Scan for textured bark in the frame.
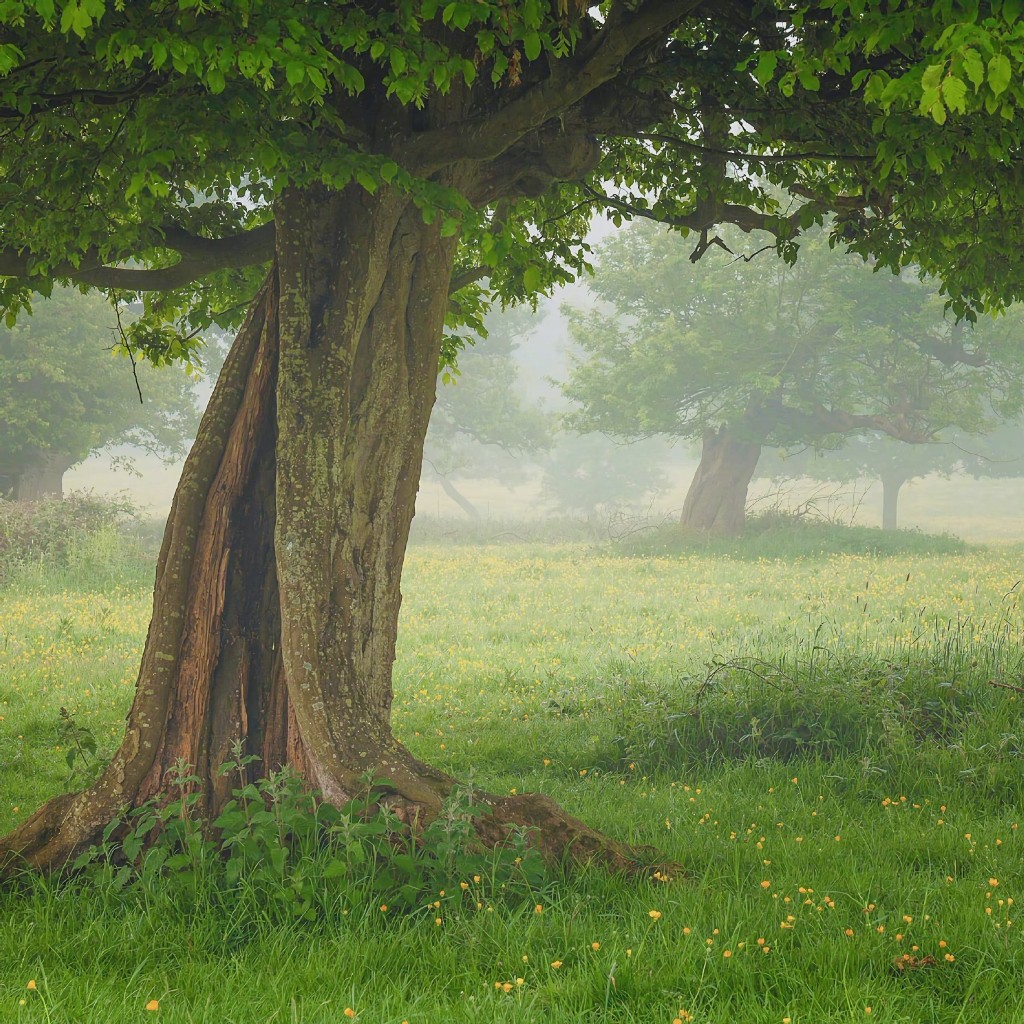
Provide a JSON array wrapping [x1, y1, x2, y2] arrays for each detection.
[[1, 183, 669, 880], [880, 470, 907, 531], [680, 425, 762, 536], [0, 277, 285, 872]]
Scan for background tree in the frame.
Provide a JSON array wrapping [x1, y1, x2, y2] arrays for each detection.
[[7, 1, 1024, 874], [0, 289, 203, 500], [540, 432, 668, 520], [769, 420, 1024, 530], [423, 307, 549, 519], [561, 223, 1024, 535]]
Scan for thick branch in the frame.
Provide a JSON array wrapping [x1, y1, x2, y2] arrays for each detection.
[[0, 222, 275, 291], [804, 404, 935, 443], [449, 265, 488, 293], [395, 0, 703, 173], [911, 323, 989, 367], [0, 76, 161, 120]]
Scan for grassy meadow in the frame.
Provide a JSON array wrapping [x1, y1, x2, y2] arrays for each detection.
[[2, 527, 1024, 1023]]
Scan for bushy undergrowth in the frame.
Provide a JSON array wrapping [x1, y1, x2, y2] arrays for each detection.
[[616, 510, 969, 559], [550, 617, 1024, 798], [0, 492, 156, 588], [54, 749, 546, 947]]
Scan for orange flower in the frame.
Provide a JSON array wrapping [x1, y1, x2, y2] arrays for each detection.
[[648, 910, 662, 920], [591, 942, 601, 951], [550, 961, 563, 969], [26, 980, 37, 992], [145, 1000, 159, 1011], [344, 1010, 356, 1020]]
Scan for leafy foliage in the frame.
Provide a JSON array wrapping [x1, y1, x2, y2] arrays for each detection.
[[540, 432, 669, 518], [69, 750, 546, 936], [7, 1, 1024, 361], [0, 491, 138, 581]]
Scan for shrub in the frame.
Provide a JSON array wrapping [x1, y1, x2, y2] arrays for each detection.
[[0, 491, 152, 586], [615, 511, 968, 560]]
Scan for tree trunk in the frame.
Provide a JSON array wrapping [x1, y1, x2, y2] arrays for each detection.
[[1, 183, 665, 879], [680, 425, 762, 536], [2, 451, 73, 500], [438, 475, 482, 519], [880, 470, 906, 531]]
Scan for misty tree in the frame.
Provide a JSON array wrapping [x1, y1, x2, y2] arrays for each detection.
[[561, 223, 1024, 535], [423, 307, 549, 519], [540, 432, 668, 519], [771, 420, 1024, 530], [0, 288, 202, 500], [6, 2, 1024, 874]]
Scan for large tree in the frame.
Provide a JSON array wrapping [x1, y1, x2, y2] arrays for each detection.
[[561, 223, 1024, 534], [0, 288, 202, 500], [5, 1, 1024, 874]]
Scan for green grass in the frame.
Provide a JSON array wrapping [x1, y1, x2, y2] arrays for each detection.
[[2, 535, 1024, 1023]]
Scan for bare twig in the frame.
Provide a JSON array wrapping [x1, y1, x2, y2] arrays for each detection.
[[112, 299, 143, 404]]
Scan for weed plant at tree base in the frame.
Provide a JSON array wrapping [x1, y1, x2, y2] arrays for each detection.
[[58, 749, 545, 944]]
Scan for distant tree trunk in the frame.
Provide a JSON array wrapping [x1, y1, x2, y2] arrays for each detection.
[[680, 425, 762, 536], [1, 451, 74, 500], [438, 475, 481, 518], [1, 183, 662, 879], [879, 469, 907, 531]]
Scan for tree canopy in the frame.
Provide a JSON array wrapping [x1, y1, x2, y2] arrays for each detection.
[[562, 222, 1024, 452], [770, 419, 1024, 528], [6, 2, 1024, 338]]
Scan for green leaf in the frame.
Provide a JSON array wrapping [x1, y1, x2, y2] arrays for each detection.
[[356, 169, 378, 194], [206, 66, 225, 94], [941, 74, 967, 113], [523, 32, 541, 62], [961, 47, 985, 89], [988, 53, 1011, 96], [523, 264, 542, 293], [798, 65, 820, 92], [754, 50, 778, 86]]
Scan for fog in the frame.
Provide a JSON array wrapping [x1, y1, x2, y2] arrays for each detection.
[[55, 227, 1024, 545]]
